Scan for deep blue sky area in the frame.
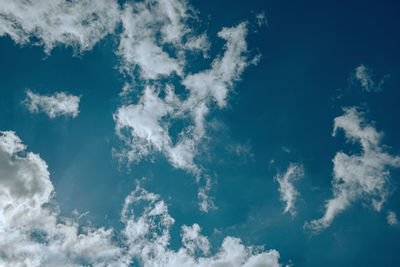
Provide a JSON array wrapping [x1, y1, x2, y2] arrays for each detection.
[[0, 0, 400, 266]]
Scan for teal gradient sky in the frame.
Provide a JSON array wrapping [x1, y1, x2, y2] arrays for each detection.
[[0, 0, 400, 266]]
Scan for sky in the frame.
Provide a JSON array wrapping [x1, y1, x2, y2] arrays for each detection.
[[0, 0, 400, 266]]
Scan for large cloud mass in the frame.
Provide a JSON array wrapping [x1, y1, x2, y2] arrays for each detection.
[[0, 1, 279, 265], [0, 131, 282, 266]]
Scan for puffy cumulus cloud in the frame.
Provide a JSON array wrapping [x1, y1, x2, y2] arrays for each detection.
[[387, 210, 398, 226], [24, 90, 81, 118], [306, 107, 400, 232], [275, 163, 304, 216], [0, 131, 282, 266], [354, 64, 388, 93], [0, 131, 122, 266], [0, 0, 121, 54]]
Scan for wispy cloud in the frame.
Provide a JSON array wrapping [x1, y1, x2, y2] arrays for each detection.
[[24, 90, 81, 118], [354, 64, 389, 92], [255, 11, 268, 27], [306, 107, 400, 232], [387, 210, 399, 226], [333, 64, 390, 102], [275, 163, 304, 216]]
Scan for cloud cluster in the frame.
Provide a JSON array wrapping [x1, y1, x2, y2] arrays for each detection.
[[0, 0, 260, 213], [0, 0, 120, 54], [24, 90, 81, 118], [114, 9, 250, 170], [275, 163, 304, 216], [307, 107, 400, 232], [113, 0, 257, 211], [0, 2, 277, 263], [0, 131, 282, 266]]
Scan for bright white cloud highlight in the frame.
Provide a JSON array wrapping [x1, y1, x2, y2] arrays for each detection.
[[0, 0, 121, 54], [24, 90, 81, 118], [306, 107, 400, 232], [0, 131, 282, 266], [387, 210, 398, 226], [275, 163, 304, 216]]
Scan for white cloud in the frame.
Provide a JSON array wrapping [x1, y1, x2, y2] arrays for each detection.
[[387, 210, 398, 226], [197, 176, 216, 213], [0, 0, 121, 54], [275, 163, 304, 216], [182, 22, 249, 108], [117, 0, 209, 80], [0, 131, 282, 266], [354, 64, 388, 92], [114, 85, 175, 161], [181, 224, 211, 256], [24, 90, 81, 118], [306, 107, 400, 232]]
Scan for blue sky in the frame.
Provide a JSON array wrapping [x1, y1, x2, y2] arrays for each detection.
[[0, 0, 400, 266]]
